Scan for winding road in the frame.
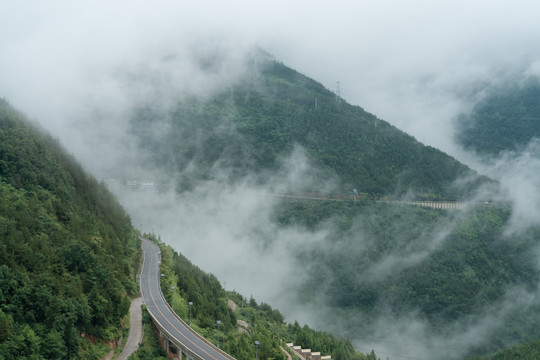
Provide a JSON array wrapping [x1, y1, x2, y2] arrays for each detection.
[[140, 237, 235, 360]]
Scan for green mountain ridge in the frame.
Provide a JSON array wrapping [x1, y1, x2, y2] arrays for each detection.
[[456, 77, 540, 156], [0, 99, 138, 359], [273, 198, 540, 355], [129, 52, 487, 200], [453, 74, 540, 359]]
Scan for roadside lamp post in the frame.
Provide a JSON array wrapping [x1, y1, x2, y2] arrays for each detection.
[[188, 302, 193, 327], [254, 340, 260, 360], [216, 320, 222, 348]]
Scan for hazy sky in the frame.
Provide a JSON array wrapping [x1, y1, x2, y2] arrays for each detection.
[[2, 0, 540, 157]]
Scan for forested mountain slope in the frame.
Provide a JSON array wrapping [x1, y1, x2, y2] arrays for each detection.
[[456, 77, 540, 155], [273, 199, 540, 357], [468, 338, 540, 360], [129, 51, 485, 200], [0, 99, 138, 359], [454, 76, 540, 359]]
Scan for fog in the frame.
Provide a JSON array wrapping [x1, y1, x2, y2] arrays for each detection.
[[3, 1, 540, 158], [3, 1, 540, 359]]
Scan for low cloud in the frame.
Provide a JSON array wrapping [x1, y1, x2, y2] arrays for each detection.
[[343, 281, 540, 360], [108, 154, 331, 308], [461, 138, 540, 235], [359, 226, 452, 284], [3, 2, 540, 358]]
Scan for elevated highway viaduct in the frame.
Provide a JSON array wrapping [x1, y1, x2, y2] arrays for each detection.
[[140, 237, 236, 360]]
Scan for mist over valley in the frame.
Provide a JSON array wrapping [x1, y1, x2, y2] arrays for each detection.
[[3, 2, 540, 359], [95, 49, 540, 360]]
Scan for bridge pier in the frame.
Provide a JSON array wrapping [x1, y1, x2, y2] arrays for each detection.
[[160, 331, 198, 360], [176, 346, 196, 360], [160, 331, 170, 354]]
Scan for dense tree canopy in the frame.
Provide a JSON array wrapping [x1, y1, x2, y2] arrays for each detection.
[[129, 53, 486, 200], [0, 99, 138, 359], [456, 77, 540, 155], [274, 199, 540, 357], [469, 339, 540, 360]]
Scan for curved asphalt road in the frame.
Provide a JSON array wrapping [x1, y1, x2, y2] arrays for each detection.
[[140, 237, 234, 360]]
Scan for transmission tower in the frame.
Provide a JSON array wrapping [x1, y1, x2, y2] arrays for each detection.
[[335, 82, 341, 101]]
